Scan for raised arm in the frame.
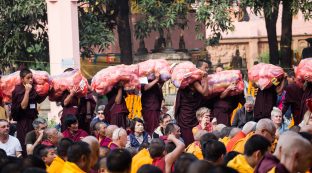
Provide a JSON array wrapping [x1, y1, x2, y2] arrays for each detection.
[[220, 83, 236, 99], [115, 87, 123, 104], [63, 87, 78, 106], [193, 77, 209, 97], [165, 134, 185, 172], [21, 84, 32, 109], [144, 74, 160, 91]]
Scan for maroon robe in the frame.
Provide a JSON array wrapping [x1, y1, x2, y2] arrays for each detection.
[[175, 87, 203, 146], [61, 91, 79, 131], [62, 129, 88, 142], [104, 87, 129, 129], [282, 84, 303, 125], [299, 82, 312, 122], [212, 94, 244, 126], [11, 84, 47, 155], [141, 83, 163, 134], [254, 153, 289, 173], [100, 137, 112, 147], [254, 86, 277, 122]]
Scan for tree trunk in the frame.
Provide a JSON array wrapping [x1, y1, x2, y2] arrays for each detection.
[[280, 0, 293, 68], [117, 0, 133, 65], [264, 1, 280, 65]]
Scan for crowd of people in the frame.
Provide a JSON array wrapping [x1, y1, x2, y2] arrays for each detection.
[[0, 60, 312, 173]]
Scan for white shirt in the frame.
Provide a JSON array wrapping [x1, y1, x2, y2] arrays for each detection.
[[0, 135, 22, 157]]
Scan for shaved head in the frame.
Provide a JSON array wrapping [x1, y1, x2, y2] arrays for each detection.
[[229, 128, 241, 138], [242, 121, 256, 134], [274, 131, 312, 173], [106, 125, 118, 138], [82, 136, 100, 168], [255, 119, 276, 142]]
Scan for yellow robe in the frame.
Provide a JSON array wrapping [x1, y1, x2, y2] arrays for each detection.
[[130, 148, 153, 173], [61, 161, 86, 173], [47, 156, 65, 173], [227, 154, 254, 173], [232, 132, 254, 153], [185, 142, 203, 160], [219, 136, 230, 146]]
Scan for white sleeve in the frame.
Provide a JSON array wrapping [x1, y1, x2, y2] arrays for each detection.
[[14, 137, 22, 152]]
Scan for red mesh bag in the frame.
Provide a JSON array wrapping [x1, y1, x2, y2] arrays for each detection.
[[248, 63, 284, 90], [171, 61, 205, 88], [91, 64, 140, 95], [49, 69, 88, 101], [138, 59, 171, 81], [207, 70, 244, 95], [295, 58, 312, 83]]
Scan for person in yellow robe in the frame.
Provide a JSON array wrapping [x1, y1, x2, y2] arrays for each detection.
[[228, 135, 271, 173], [185, 130, 208, 159], [48, 138, 74, 173], [130, 148, 153, 173], [61, 141, 91, 173], [232, 119, 276, 153]]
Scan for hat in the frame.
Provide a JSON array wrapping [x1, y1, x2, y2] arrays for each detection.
[[306, 98, 312, 112], [97, 105, 106, 112]]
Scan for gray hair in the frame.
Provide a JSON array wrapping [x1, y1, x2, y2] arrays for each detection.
[[97, 105, 106, 112], [271, 107, 282, 119], [112, 128, 127, 140], [245, 96, 255, 105], [32, 117, 47, 129]]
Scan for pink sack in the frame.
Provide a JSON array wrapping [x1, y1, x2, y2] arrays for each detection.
[[248, 63, 284, 90], [295, 58, 312, 82], [49, 69, 88, 101], [91, 65, 140, 95], [171, 61, 205, 88], [138, 59, 171, 81], [207, 70, 244, 95], [0, 70, 51, 103]]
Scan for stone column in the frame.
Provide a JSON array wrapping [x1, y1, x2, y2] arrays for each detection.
[[248, 39, 259, 68], [46, 0, 80, 123]]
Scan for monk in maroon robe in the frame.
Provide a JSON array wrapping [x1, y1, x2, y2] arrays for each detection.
[[104, 86, 129, 129], [60, 90, 79, 130], [175, 77, 209, 146], [299, 82, 312, 122], [254, 86, 277, 122], [213, 94, 244, 126], [11, 69, 47, 156], [282, 83, 303, 125], [62, 115, 88, 142], [141, 74, 164, 135]]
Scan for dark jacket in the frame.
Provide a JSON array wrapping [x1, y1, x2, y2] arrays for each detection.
[[231, 107, 254, 128]]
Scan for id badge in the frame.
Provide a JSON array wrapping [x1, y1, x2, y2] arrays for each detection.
[[30, 104, 36, 109]]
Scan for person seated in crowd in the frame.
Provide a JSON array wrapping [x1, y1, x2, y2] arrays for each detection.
[[152, 113, 172, 139], [109, 128, 127, 150], [299, 99, 312, 127], [126, 118, 151, 150], [33, 144, 56, 169], [25, 117, 47, 155], [0, 119, 22, 157], [101, 125, 118, 147], [94, 122, 108, 146], [47, 138, 74, 173], [41, 128, 62, 147], [185, 130, 208, 159], [99, 146, 110, 158], [192, 107, 213, 136], [219, 126, 233, 145], [82, 136, 100, 172], [187, 160, 214, 173], [255, 131, 312, 173], [271, 107, 289, 137], [163, 123, 183, 142], [232, 118, 276, 153], [62, 115, 88, 142], [226, 121, 256, 152], [106, 149, 132, 173], [201, 139, 226, 165], [61, 141, 92, 173], [224, 151, 240, 165], [227, 135, 271, 173], [90, 105, 109, 135], [137, 164, 162, 173], [173, 153, 198, 173], [150, 134, 185, 173], [232, 96, 255, 128], [98, 157, 108, 173]]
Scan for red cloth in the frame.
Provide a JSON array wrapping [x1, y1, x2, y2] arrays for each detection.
[[282, 84, 303, 125], [62, 129, 88, 142], [226, 131, 246, 152], [152, 157, 166, 173], [306, 98, 312, 112], [100, 137, 112, 147], [299, 83, 312, 122], [108, 142, 119, 150], [41, 140, 54, 147]]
